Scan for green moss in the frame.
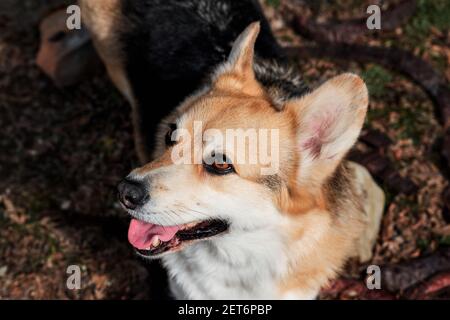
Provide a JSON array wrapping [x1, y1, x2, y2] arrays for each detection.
[[265, 0, 280, 8], [439, 235, 450, 246], [361, 65, 393, 98], [417, 238, 430, 250], [280, 34, 294, 43], [366, 106, 389, 124], [390, 105, 426, 145], [396, 196, 420, 215], [430, 52, 448, 72], [405, 0, 450, 47]]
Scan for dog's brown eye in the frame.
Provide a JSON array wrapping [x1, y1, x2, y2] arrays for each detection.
[[204, 154, 234, 175], [165, 123, 177, 146]]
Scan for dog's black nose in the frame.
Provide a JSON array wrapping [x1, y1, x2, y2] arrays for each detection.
[[118, 178, 148, 210]]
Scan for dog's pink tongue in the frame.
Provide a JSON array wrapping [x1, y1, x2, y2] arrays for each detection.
[[128, 219, 180, 250]]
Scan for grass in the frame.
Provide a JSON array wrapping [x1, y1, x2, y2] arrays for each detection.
[[390, 104, 428, 145], [417, 238, 430, 251], [397, 195, 420, 216], [363, 64, 433, 145], [405, 0, 450, 48], [363, 65, 393, 126], [265, 0, 280, 8], [439, 235, 450, 246], [361, 65, 393, 98]]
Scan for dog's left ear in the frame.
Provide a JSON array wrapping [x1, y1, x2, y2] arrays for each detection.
[[214, 22, 263, 96], [227, 21, 260, 76], [285, 73, 368, 187]]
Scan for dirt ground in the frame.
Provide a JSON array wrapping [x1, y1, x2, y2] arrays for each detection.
[[1, 0, 449, 299]]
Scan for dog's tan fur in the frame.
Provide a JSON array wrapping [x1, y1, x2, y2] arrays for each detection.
[[82, 5, 385, 298], [158, 24, 368, 297], [79, 0, 150, 163]]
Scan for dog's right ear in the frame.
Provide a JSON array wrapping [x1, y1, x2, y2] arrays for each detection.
[[284, 73, 369, 188], [213, 22, 264, 97]]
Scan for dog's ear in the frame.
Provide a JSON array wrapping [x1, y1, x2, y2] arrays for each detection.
[[227, 21, 260, 76], [213, 22, 263, 96], [284, 73, 368, 187]]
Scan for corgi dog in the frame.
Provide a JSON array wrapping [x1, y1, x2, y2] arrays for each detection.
[[80, 0, 384, 299]]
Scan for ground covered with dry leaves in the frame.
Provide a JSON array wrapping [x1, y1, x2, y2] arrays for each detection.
[[1, 0, 449, 299]]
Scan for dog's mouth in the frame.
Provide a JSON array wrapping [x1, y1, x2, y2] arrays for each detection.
[[128, 218, 229, 257]]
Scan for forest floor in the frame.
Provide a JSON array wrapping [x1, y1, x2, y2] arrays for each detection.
[[0, 0, 449, 299]]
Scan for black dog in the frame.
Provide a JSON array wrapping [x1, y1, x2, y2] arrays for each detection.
[[80, 0, 304, 163]]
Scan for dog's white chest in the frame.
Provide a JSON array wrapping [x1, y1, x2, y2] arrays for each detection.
[[162, 239, 283, 299]]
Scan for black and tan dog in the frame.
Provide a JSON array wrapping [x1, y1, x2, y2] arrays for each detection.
[[80, 0, 384, 299]]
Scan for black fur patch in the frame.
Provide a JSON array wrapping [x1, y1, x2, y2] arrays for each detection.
[[324, 163, 361, 217], [254, 59, 309, 107], [119, 0, 304, 157]]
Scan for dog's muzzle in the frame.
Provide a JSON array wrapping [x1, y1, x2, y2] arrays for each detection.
[[117, 178, 149, 210]]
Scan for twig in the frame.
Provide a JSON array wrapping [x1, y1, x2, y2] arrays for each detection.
[[294, 0, 417, 44]]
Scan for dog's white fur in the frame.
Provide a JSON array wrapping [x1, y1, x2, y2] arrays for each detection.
[[130, 164, 328, 299], [79, 0, 385, 298], [124, 23, 381, 300]]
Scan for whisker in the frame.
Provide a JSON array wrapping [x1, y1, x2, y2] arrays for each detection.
[[152, 204, 213, 228], [161, 210, 178, 226], [173, 204, 210, 217]]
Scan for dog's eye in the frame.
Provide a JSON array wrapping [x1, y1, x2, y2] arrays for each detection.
[[165, 123, 177, 146], [204, 153, 234, 175]]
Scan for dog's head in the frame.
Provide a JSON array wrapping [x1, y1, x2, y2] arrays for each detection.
[[118, 22, 369, 258]]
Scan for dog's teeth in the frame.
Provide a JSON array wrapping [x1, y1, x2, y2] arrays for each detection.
[[152, 236, 161, 247]]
